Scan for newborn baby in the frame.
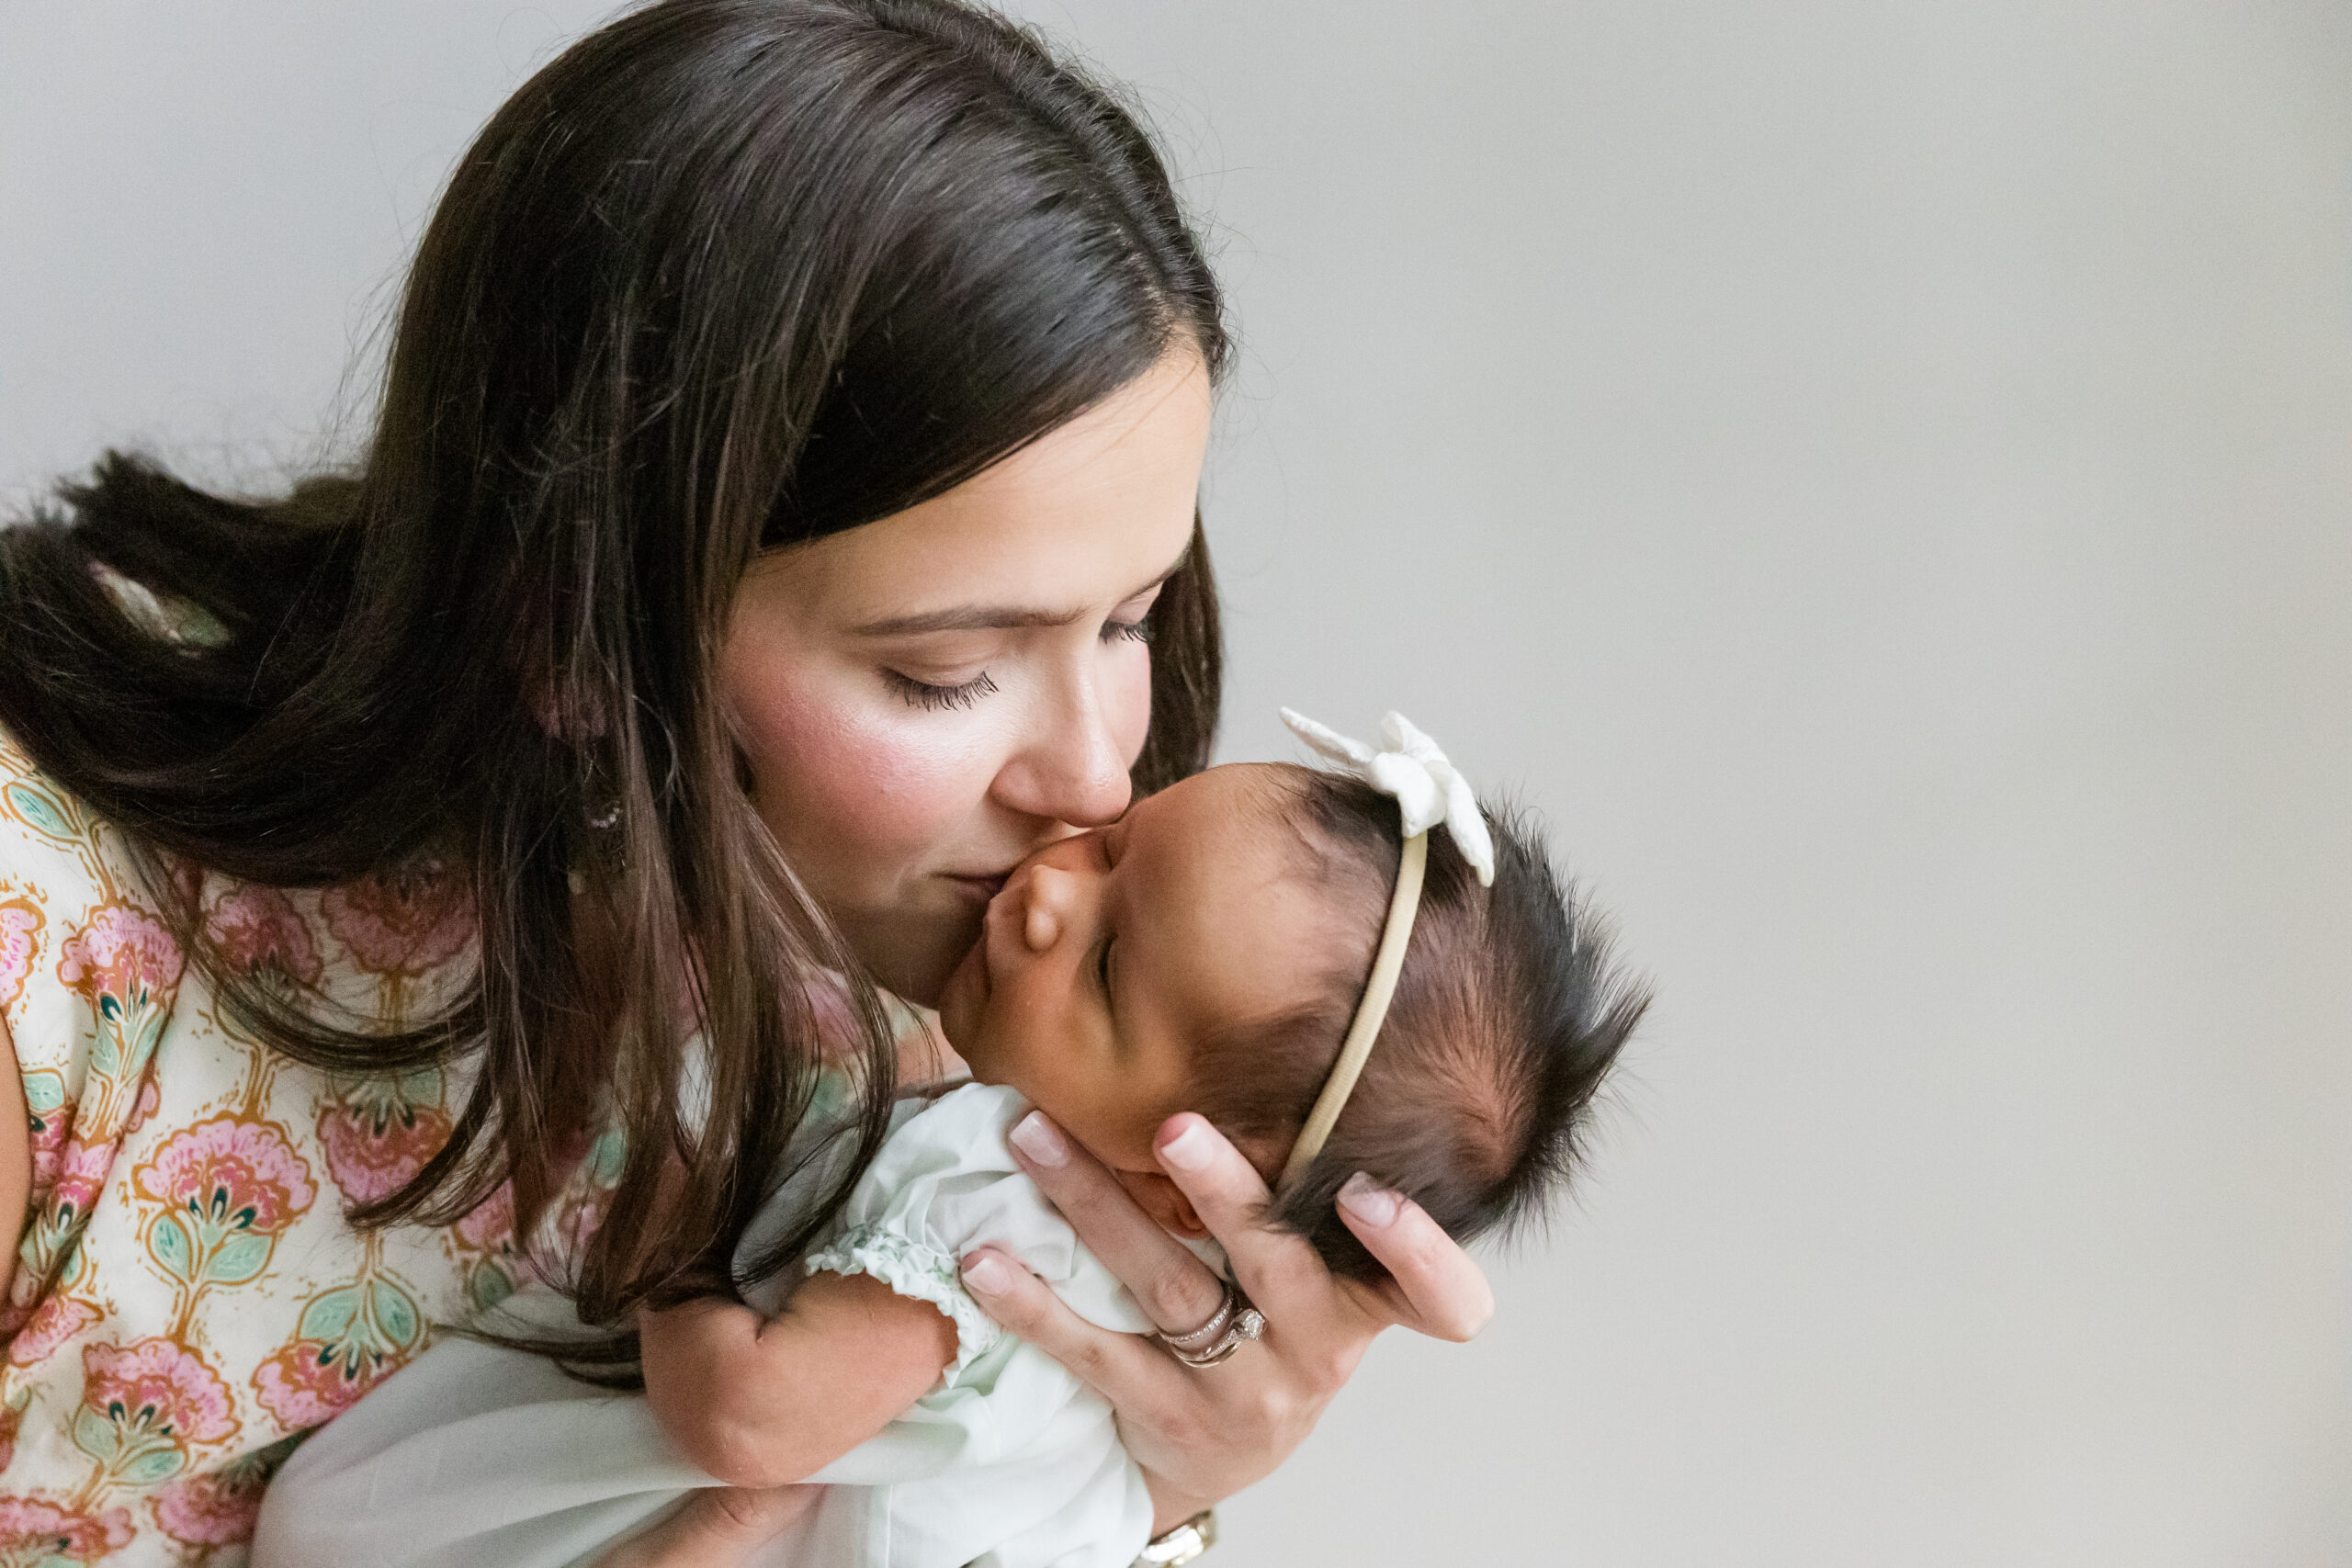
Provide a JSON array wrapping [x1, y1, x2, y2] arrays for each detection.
[[253, 721, 1645, 1568]]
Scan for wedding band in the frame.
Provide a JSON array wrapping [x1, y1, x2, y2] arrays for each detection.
[[1155, 1279, 1265, 1369], [1165, 1305, 1264, 1368], [1156, 1281, 1238, 1351]]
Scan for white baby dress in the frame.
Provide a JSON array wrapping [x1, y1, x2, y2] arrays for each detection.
[[248, 1083, 1162, 1568]]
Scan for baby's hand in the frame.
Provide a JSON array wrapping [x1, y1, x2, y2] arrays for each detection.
[[641, 1274, 956, 1488], [592, 1485, 818, 1568]]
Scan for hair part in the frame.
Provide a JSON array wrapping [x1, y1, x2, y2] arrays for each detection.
[[0, 0, 1228, 1347], [1185, 767, 1647, 1283]]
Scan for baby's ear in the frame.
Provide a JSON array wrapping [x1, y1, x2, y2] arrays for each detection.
[[1114, 1168, 1208, 1239]]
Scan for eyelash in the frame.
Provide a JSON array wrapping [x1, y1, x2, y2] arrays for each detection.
[[883, 617, 1154, 710], [884, 670, 999, 711]]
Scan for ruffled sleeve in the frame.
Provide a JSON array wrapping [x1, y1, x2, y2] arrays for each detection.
[[800, 1083, 1155, 1388]]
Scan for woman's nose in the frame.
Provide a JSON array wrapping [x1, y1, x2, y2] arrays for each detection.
[[991, 677, 1136, 830]]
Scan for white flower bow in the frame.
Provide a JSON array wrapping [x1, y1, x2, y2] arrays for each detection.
[[1279, 708, 1495, 886]]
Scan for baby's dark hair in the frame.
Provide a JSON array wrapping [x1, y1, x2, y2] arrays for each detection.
[[1186, 765, 1647, 1282]]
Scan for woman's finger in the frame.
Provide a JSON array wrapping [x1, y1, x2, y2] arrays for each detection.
[[1335, 1173, 1494, 1343], [958, 1246, 1198, 1409], [1151, 1115, 1361, 1333], [1007, 1110, 1228, 1336]]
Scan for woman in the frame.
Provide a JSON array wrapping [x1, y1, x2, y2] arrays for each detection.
[[0, 2, 1492, 1561]]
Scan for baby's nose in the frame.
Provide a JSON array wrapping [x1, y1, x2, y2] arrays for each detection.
[[1023, 864, 1080, 953]]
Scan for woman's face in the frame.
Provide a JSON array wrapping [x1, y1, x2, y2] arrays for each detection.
[[720, 348, 1214, 1004]]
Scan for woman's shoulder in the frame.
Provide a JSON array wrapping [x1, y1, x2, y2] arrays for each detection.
[[0, 726, 527, 1560]]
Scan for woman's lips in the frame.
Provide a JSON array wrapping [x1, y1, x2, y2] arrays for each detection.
[[942, 871, 1011, 907]]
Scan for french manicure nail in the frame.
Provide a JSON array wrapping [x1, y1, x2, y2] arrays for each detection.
[[961, 1253, 1010, 1293], [1159, 1120, 1212, 1172], [1010, 1111, 1069, 1168], [1338, 1172, 1400, 1227]]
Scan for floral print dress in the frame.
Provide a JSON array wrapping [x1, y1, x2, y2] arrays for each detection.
[[0, 732, 601, 1565]]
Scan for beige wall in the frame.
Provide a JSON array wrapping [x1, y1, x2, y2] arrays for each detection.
[[5, 2, 2347, 1562]]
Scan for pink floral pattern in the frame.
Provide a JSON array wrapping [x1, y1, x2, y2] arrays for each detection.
[[321, 863, 475, 978], [205, 883, 322, 987], [72, 1338, 238, 1486], [6, 1294, 96, 1369], [44, 1139, 113, 1227], [317, 1098, 450, 1207], [138, 1118, 316, 1235], [135, 1116, 317, 1291], [250, 1337, 379, 1429], [454, 1180, 516, 1254], [0, 1495, 135, 1565], [56, 901, 183, 1019], [0, 895, 40, 1013], [0, 739, 585, 1557], [55, 902, 182, 1125]]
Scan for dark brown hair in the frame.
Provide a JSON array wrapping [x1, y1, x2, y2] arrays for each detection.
[[0, 0, 1228, 1328], [1187, 768, 1646, 1282]]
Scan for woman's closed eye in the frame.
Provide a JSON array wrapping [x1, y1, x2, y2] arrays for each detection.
[[1102, 616, 1153, 646], [885, 668, 1000, 711]]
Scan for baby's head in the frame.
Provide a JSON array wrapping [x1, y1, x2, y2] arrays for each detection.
[[935, 761, 1644, 1280]]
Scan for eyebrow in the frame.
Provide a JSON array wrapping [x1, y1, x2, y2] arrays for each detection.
[[846, 547, 1190, 638]]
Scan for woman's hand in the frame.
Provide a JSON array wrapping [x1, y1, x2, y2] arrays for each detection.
[[957, 1111, 1492, 1524]]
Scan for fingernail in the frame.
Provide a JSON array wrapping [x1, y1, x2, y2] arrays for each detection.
[[1159, 1119, 1212, 1172], [1010, 1111, 1069, 1168], [1338, 1172, 1400, 1227], [961, 1253, 1011, 1294]]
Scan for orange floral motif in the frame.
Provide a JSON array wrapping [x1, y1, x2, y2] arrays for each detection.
[[43, 1140, 113, 1230], [2, 1138, 116, 1339], [56, 902, 182, 1020], [250, 1337, 384, 1430], [321, 863, 473, 979], [205, 884, 322, 987], [0, 895, 41, 1012], [72, 1338, 238, 1487], [251, 1273, 424, 1429], [135, 1117, 317, 1291], [0, 1495, 135, 1565], [55, 903, 182, 1122]]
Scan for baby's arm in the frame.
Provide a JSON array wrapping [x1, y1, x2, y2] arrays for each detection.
[[640, 1272, 958, 1489]]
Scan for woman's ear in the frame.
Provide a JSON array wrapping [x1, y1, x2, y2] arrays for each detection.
[[1113, 1168, 1208, 1238]]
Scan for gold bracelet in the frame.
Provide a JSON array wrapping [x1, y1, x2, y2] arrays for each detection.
[[1132, 1508, 1216, 1566]]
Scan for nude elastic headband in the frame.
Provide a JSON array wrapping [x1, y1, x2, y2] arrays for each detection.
[[1273, 710, 1493, 1190]]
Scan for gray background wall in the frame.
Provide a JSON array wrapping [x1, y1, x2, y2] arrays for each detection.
[[5, 3, 2347, 1563]]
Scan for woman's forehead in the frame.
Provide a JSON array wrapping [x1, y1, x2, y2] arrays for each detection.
[[741, 352, 1209, 625]]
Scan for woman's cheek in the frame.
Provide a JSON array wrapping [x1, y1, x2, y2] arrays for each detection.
[[759, 692, 992, 879], [1108, 643, 1155, 768]]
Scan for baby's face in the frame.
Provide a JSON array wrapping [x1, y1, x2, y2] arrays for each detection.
[[936, 764, 1334, 1207]]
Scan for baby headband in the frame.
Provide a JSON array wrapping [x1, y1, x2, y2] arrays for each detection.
[[1275, 709, 1495, 1191]]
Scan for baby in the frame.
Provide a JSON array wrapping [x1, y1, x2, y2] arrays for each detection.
[[252, 715, 1645, 1568]]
